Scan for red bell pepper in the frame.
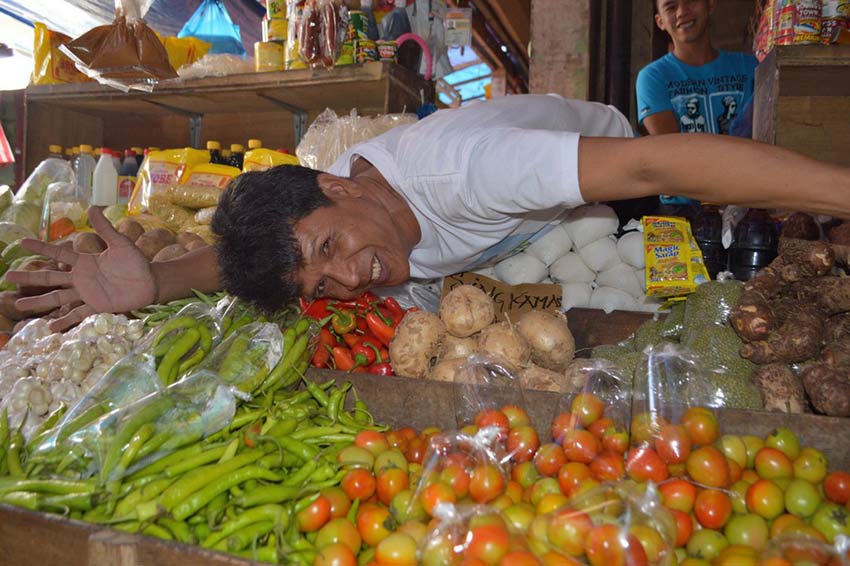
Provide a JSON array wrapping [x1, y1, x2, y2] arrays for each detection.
[[366, 362, 394, 376], [300, 298, 331, 320], [366, 312, 395, 346]]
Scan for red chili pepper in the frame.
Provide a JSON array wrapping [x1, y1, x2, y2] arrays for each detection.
[[300, 298, 331, 320], [243, 422, 262, 448], [384, 297, 405, 320], [332, 346, 356, 372], [366, 362, 394, 376], [311, 327, 336, 367], [379, 347, 389, 362], [366, 312, 395, 346], [358, 291, 380, 308], [342, 332, 361, 348], [351, 343, 377, 366], [355, 315, 369, 333]]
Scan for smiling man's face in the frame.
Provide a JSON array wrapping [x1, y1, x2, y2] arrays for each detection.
[[655, 0, 714, 44], [294, 178, 414, 300]]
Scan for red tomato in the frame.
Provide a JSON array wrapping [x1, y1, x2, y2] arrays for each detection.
[[316, 517, 362, 555], [659, 478, 697, 513], [571, 392, 605, 427], [680, 407, 720, 446], [547, 509, 594, 556], [601, 426, 630, 455], [356, 502, 394, 547], [375, 532, 417, 566], [625, 446, 669, 484], [355, 430, 390, 456], [589, 452, 626, 482], [386, 430, 410, 453], [470, 464, 506, 504], [439, 463, 471, 499], [466, 524, 510, 565], [588, 417, 615, 439], [377, 468, 409, 506], [561, 429, 601, 464], [501, 405, 531, 428], [420, 481, 457, 517], [404, 436, 427, 464], [512, 461, 540, 488], [754, 447, 793, 480], [557, 462, 592, 496], [686, 446, 730, 488], [551, 413, 580, 444], [825, 471, 850, 505], [669, 508, 694, 548], [296, 495, 331, 532], [499, 550, 543, 566], [534, 443, 567, 477], [398, 427, 417, 441], [314, 542, 357, 566], [475, 409, 510, 437], [655, 424, 692, 465], [507, 425, 540, 464], [630, 412, 667, 447], [342, 469, 377, 501], [584, 524, 649, 566], [745, 479, 785, 520], [321, 487, 352, 520], [694, 489, 733, 529]]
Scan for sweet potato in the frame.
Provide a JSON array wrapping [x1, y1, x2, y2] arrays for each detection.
[[72, 232, 106, 254], [801, 362, 850, 417], [135, 228, 176, 260], [116, 218, 145, 242], [750, 363, 806, 413]]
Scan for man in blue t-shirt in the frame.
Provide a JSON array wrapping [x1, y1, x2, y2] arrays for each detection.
[[636, 0, 758, 136]]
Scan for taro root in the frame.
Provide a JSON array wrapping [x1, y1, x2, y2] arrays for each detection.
[[801, 363, 850, 417], [780, 212, 819, 241], [750, 363, 806, 413]]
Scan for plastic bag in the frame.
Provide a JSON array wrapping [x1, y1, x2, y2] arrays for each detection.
[[60, 0, 177, 92], [40, 182, 89, 241], [296, 108, 418, 171], [128, 148, 210, 214], [147, 194, 196, 233], [15, 158, 76, 210], [158, 34, 212, 71], [176, 53, 255, 80], [758, 534, 850, 566], [31, 22, 92, 85], [452, 354, 530, 431], [242, 148, 300, 173], [178, 0, 246, 56], [297, 0, 339, 68]]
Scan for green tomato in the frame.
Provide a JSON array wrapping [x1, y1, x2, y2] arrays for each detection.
[[724, 513, 769, 551], [793, 447, 828, 484], [784, 478, 822, 518], [810, 502, 850, 543], [686, 528, 728, 561], [717, 435, 747, 469], [765, 427, 801, 460], [741, 435, 764, 469], [729, 481, 749, 515]]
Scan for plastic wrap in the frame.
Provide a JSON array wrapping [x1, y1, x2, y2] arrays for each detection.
[[452, 354, 530, 431], [147, 195, 196, 233], [176, 53, 255, 79], [158, 34, 211, 71], [128, 148, 210, 214], [194, 206, 217, 225], [40, 182, 89, 241], [31, 22, 92, 85], [178, 0, 246, 56], [59, 0, 177, 92], [759, 534, 850, 566], [296, 108, 418, 171], [15, 158, 76, 210]]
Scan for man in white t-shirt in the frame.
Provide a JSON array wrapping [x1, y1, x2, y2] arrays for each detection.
[[9, 94, 850, 328]]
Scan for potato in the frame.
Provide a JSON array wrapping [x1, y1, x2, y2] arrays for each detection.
[[518, 364, 564, 392], [176, 231, 206, 250], [116, 218, 145, 242], [440, 285, 495, 338], [72, 232, 106, 254], [428, 357, 468, 382], [153, 243, 189, 262], [438, 334, 478, 361], [389, 311, 446, 378], [135, 228, 176, 260], [477, 322, 531, 369], [515, 310, 575, 372]]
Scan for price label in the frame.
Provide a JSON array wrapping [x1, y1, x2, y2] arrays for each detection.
[[444, 7, 472, 47]]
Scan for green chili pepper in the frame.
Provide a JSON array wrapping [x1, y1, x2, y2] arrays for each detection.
[[40, 492, 94, 513], [202, 504, 285, 548], [234, 485, 302, 508], [0, 491, 38, 510], [125, 442, 204, 481], [100, 396, 174, 482], [233, 546, 278, 563], [157, 517, 194, 544], [278, 436, 319, 462], [282, 460, 318, 487], [152, 316, 199, 349], [164, 444, 229, 477], [157, 328, 200, 385], [221, 520, 276, 552], [0, 477, 94, 495], [114, 477, 174, 518], [197, 323, 213, 351], [176, 347, 206, 375], [303, 379, 330, 407], [116, 422, 156, 474], [6, 430, 25, 477], [171, 465, 282, 521], [142, 523, 173, 541]]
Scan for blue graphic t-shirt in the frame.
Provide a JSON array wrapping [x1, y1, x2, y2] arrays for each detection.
[[636, 50, 757, 135]]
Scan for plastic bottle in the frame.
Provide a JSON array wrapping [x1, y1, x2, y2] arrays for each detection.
[[118, 150, 139, 205], [48, 145, 64, 159], [229, 143, 245, 169], [207, 140, 223, 164], [64, 147, 73, 161], [92, 149, 118, 206], [691, 202, 727, 279], [110, 149, 122, 172], [221, 149, 232, 163], [131, 146, 144, 167], [248, 139, 263, 150], [74, 144, 97, 195], [729, 208, 778, 281]]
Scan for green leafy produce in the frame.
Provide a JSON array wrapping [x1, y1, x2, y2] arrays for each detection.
[[0, 186, 12, 216], [0, 222, 36, 247], [0, 202, 41, 235]]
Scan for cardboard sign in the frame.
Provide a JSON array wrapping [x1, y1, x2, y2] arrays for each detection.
[[441, 272, 563, 319]]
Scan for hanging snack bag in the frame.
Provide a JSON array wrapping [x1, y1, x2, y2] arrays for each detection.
[[128, 148, 210, 214], [643, 215, 710, 298], [242, 148, 300, 172], [31, 23, 92, 85]]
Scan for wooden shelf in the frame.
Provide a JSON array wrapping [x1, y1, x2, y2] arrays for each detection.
[[23, 62, 434, 173]]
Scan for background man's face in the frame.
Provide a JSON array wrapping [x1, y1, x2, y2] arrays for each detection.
[[655, 0, 714, 45], [687, 101, 699, 116]]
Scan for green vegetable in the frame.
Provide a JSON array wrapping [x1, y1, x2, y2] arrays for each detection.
[[0, 186, 13, 216], [0, 202, 42, 235]]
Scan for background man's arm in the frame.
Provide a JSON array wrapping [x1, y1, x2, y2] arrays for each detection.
[[578, 134, 850, 218]]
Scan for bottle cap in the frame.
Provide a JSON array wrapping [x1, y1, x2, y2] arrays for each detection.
[[206, 140, 221, 150], [221, 149, 232, 159], [49, 144, 62, 154], [125, 149, 137, 157], [99, 147, 111, 155], [73, 147, 81, 155], [700, 201, 720, 206], [93, 148, 101, 157], [131, 146, 143, 155], [148, 146, 161, 152], [80, 144, 93, 153], [231, 143, 244, 152], [64, 148, 73, 157], [248, 139, 263, 149]]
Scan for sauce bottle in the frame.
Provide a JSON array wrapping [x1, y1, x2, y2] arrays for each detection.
[[729, 208, 778, 281], [207, 140, 223, 164], [691, 202, 727, 279], [229, 143, 245, 169]]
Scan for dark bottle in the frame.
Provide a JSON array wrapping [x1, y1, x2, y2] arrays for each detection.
[[207, 140, 223, 164], [229, 143, 244, 170], [729, 208, 778, 282], [692, 202, 727, 280]]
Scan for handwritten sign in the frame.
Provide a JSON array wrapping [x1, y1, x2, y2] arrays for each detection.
[[441, 272, 563, 319]]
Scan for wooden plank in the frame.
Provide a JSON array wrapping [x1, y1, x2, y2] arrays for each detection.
[[24, 101, 104, 176], [566, 307, 652, 354], [529, 0, 591, 98], [773, 96, 850, 166]]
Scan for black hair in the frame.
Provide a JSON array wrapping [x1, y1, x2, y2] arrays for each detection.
[[212, 165, 332, 312]]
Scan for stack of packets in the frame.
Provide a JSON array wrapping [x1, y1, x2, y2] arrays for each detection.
[[643, 216, 710, 299]]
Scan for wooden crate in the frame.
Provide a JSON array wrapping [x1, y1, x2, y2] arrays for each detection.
[[23, 62, 434, 175], [754, 45, 850, 167]]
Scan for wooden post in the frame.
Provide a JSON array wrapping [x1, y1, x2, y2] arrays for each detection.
[[88, 531, 140, 566], [528, 0, 592, 98]]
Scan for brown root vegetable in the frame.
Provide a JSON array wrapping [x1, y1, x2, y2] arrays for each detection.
[[801, 362, 850, 417], [743, 265, 784, 296], [439, 285, 495, 338], [438, 334, 478, 361], [428, 357, 468, 382], [780, 213, 820, 241], [518, 363, 565, 392], [825, 312, 850, 343], [477, 322, 531, 369], [776, 238, 835, 281], [72, 232, 107, 254], [152, 243, 188, 262], [730, 292, 775, 342], [389, 311, 445, 378], [135, 228, 176, 260], [788, 276, 850, 315], [750, 363, 806, 413], [176, 231, 206, 250], [828, 222, 850, 245], [115, 218, 145, 242], [822, 337, 850, 367], [740, 303, 824, 364], [515, 310, 575, 371]]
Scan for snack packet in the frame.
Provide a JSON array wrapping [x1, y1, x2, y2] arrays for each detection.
[[31, 23, 92, 85], [128, 148, 210, 214], [242, 148, 300, 172], [643, 216, 709, 298]]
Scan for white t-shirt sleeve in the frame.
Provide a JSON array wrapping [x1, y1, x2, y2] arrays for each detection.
[[459, 127, 586, 215]]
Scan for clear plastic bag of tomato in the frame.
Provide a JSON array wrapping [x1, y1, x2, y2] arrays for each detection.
[[534, 481, 677, 566], [758, 534, 850, 566], [452, 353, 531, 431]]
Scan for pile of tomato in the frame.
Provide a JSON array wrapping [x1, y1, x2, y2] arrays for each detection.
[[300, 292, 416, 376], [299, 393, 850, 566]]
